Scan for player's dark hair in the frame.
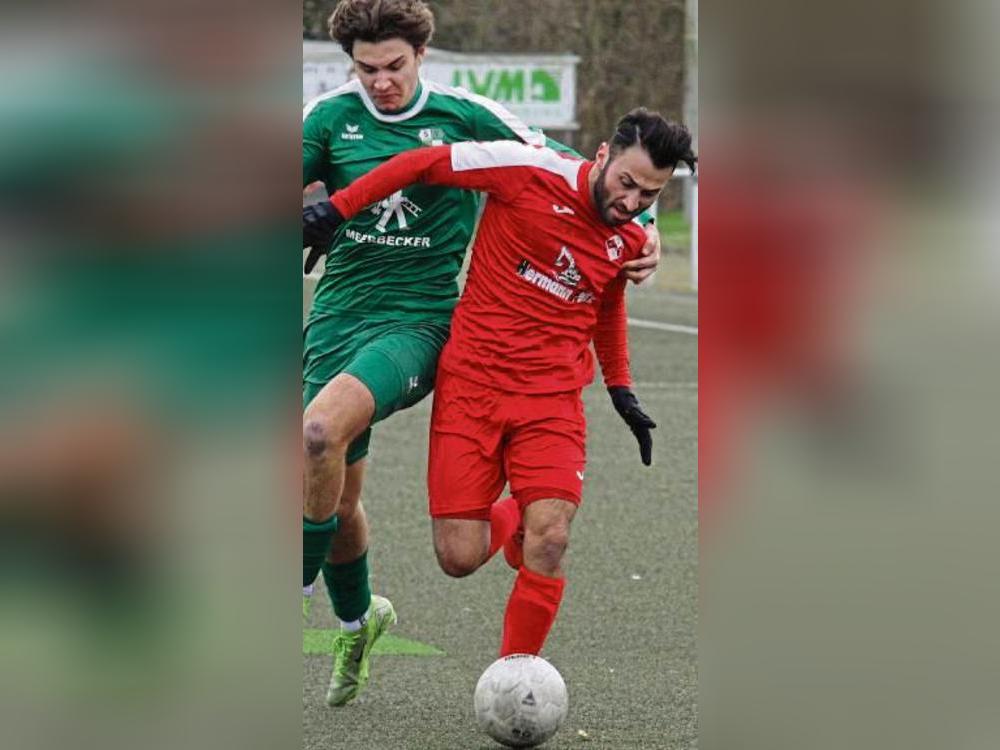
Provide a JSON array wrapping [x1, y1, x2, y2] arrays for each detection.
[[328, 0, 435, 57], [610, 108, 697, 173]]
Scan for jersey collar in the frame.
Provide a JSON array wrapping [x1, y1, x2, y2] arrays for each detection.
[[356, 79, 429, 123]]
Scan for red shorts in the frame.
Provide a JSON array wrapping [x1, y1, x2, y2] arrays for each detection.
[[428, 370, 586, 519]]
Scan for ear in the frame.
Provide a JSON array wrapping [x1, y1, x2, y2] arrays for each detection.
[[414, 46, 426, 65], [595, 142, 609, 168]]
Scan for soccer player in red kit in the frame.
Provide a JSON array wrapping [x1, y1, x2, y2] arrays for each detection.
[[304, 108, 696, 657]]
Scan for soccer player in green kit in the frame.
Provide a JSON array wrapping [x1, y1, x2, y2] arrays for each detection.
[[302, 0, 662, 707]]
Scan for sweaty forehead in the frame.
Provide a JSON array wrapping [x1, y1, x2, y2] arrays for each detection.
[[353, 38, 414, 67], [612, 146, 673, 190]]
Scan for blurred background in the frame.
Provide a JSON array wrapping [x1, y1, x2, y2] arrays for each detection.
[[698, 1, 1000, 748], [0, 1, 303, 748]]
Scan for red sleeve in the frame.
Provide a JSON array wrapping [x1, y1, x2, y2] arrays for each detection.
[[593, 275, 632, 388], [330, 143, 530, 218]]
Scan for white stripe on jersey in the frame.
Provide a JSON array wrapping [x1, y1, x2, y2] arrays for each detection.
[[302, 79, 362, 121], [451, 141, 582, 191], [424, 81, 546, 147]]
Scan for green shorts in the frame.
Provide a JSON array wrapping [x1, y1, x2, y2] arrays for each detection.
[[303, 313, 450, 465]]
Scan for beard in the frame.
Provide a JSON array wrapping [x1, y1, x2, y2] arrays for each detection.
[[592, 160, 642, 226]]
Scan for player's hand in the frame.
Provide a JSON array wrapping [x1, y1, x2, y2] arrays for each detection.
[[623, 222, 661, 285], [608, 386, 657, 466], [303, 200, 345, 273]]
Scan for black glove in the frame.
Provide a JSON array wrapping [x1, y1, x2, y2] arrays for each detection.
[[608, 386, 657, 466], [303, 201, 345, 273]]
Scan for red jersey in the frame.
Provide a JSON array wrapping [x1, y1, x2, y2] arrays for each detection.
[[331, 141, 646, 393]]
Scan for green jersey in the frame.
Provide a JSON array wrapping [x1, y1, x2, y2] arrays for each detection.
[[303, 78, 555, 323]]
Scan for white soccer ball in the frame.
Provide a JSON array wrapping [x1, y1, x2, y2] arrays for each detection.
[[473, 654, 569, 748]]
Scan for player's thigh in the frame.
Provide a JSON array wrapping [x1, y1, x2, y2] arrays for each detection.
[[303, 312, 371, 410], [343, 322, 449, 426], [505, 390, 587, 509], [304, 372, 371, 465], [303, 373, 375, 448], [427, 372, 506, 520], [303, 316, 446, 464]]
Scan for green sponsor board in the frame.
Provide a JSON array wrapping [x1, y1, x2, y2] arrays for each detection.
[[449, 67, 562, 103]]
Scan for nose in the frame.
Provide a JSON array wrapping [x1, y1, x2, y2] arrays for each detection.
[[373, 74, 392, 92], [622, 191, 640, 212]]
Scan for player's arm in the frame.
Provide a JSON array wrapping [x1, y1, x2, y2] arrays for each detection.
[[304, 143, 532, 255], [302, 102, 329, 188], [594, 276, 657, 466], [622, 215, 661, 286]]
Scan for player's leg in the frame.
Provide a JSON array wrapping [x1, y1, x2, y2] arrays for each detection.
[[432, 517, 490, 577], [302, 313, 373, 588], [323, 460, 370, 621], [498, 390, 586, 656], [428, 372, 508, 577], [302, 373, 374, 588], [303, 374, 374, 523], [301, 317, 443, 590], [491, 496, 523, 565], [521, 498, 577, 577], [499, 498, 576, 657], [434, 496, 521, 573], [322, 459, 398, 706], [319, 322, 446, 705]]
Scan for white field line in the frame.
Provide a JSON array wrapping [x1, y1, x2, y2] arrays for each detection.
[[627, 317, 698, 336], [632, 382, 698, 390]]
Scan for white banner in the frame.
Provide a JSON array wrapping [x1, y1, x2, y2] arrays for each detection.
[[303, 42, 578, 130]]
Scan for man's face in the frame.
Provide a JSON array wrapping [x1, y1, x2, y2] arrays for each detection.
[[592, 144, 674, 225], [352, 38, 423, 113]]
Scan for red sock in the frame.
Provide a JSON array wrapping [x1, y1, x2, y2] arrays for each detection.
[[500, 566, 566, 656], [487, 496, 521, 559]]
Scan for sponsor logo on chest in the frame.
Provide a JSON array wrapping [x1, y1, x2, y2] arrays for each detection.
[[515, 245, 595, 305], [340, 123, 364, 141], [418, 128, 446, 146], [605, 234, 624, 261], [370, 190, 423, 232]]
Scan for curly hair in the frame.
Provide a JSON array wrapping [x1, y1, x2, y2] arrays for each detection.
[[328, 0, 435, 57]]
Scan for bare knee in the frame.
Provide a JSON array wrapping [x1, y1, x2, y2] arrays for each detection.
[[432, 519, 489, 578], [303, 418, 334, 458], [303, 376, 375, 461], [525, 523, 570, 571], [435, 547, 481, 578], [302, 410, 360, 460]]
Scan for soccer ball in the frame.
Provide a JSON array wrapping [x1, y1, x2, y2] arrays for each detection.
[[473, 654, 568, 748]]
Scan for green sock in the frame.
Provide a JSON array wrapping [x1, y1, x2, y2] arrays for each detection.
[[303, 516, 338, 587], [322, 550, 372, 623]]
